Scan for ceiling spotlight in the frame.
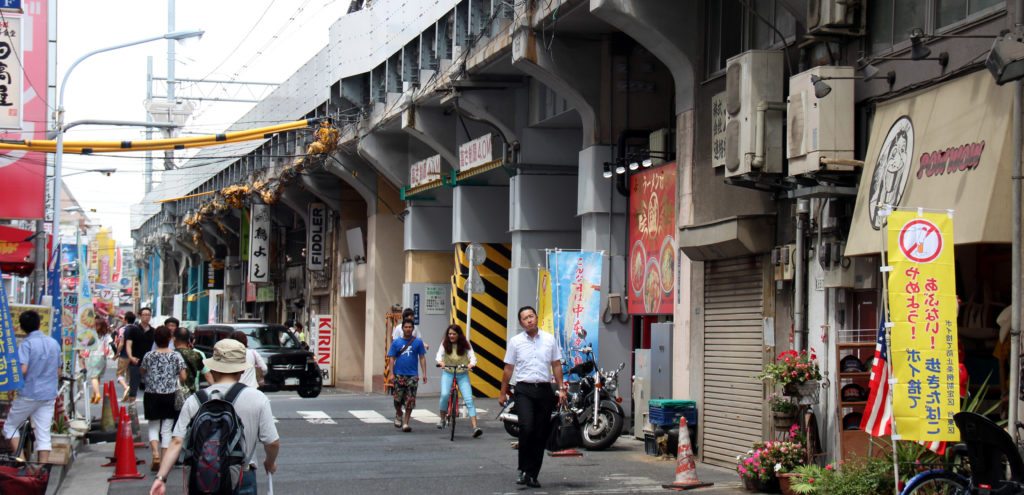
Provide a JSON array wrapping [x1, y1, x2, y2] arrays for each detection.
[[810, 74, 832, 98], [628, 161, 640, 171], [602, 162, 613, 179], [988, 32, 1024, 85], [615, 162, 626, 175], [642, 158, 653, 168], [909, 28, 932, 60], [861, 63, 879, 79]]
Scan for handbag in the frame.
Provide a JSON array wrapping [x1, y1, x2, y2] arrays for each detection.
[[546, 407, 583, 451]]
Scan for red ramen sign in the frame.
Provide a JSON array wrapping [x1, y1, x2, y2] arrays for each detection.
[[627, 164, 677, 315], [916, 141, 985, 180]]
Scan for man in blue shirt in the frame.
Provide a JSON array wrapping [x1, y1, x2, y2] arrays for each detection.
[[387, 319, 426, 432], [3, 310, 61, 463]]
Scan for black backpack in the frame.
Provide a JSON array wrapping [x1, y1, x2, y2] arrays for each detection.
[[181, 383, 248, 495]]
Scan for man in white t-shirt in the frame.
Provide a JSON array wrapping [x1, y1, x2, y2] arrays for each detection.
[[150, 339, 279, 495], [390, 308, 428, 350]]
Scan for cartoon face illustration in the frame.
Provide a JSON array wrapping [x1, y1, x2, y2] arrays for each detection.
[[868, 117, 914, 230]]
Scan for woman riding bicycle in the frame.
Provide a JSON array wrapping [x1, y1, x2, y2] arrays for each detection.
[[436, 324, 482, 438]]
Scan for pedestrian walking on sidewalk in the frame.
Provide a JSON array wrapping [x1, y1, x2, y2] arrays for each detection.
[[2, 310, 60, 463], [173, 327, 207, 403], [141, 325, 186, 471], [229, 331, 267, 388], [114, 311, 139, 394], [125, 307, 155, 403], [150, 339, 280, 495], [83, 318, 113, 404], [435, 324, 482, 438], [499, 306, 566, 489], [388, 319, 427, 432]]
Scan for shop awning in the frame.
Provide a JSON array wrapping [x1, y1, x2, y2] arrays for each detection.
[[679, 214, 775, 261], [0, 225, 38, 276], [845, 69, 1014, 256]]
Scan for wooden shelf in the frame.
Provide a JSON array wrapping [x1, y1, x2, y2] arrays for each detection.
[[839, 372, 870, 378], [838, 342, 875, 349]]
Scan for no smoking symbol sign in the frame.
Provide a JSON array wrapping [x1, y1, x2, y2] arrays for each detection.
[[898, 218, 943, 263]]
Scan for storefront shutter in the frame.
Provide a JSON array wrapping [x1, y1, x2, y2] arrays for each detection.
[[701, 255, 767, 468]]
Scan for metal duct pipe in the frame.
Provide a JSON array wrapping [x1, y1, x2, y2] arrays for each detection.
[[794, 199, 810, 351], [1009, 0, 1023, 442]]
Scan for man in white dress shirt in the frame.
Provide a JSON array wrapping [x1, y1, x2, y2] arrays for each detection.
[[499, 306, 565, 489]]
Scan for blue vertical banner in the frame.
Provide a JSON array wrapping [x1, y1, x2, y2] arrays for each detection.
[[547, 250, 603, 373], [47, 242, 62, 346], [0, 267, 24, 391]]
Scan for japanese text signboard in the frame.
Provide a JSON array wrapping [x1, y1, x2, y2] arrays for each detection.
[[887, 210, 960, 442], [0, 267, 23, 391], [409, 154, 441, 187], [249, 205, 271, 283], [711, 92, 727, 168], [0, 16, 23, 130], [316, 315, 333, 386], [627, 163, 677, 315], [0, 10, 45, 219], [459, 133, 494, 172], [307, 202, 326, 271], [547, 251, 602, 375]]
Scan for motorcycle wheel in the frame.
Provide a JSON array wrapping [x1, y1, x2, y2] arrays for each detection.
[[503, 420, 520, 438], [580, 405, 624, 451]]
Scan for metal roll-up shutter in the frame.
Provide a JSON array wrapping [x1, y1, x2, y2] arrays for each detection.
[[701, 255, 767, 468]]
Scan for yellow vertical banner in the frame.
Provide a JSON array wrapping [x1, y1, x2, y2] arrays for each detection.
[[887, 210, 960, 442], [537, 267, 554, 335]]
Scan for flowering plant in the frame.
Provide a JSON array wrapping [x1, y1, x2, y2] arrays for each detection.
[[757, 350, 822, 387], [735, 438, 806, 483]]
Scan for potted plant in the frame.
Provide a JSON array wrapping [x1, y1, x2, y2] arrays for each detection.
[[769, 394, 798, 429], [51, 411, 71, 446], [736, 438, 806, 493], [757, 350, 822, 402]]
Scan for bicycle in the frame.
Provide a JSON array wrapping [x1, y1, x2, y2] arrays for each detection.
[[438, 364, 470, 441], [900, 412, 1024, 494]]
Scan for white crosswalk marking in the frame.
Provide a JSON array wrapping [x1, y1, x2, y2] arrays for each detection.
[[297, 410, 337, 425], [349, 410, 390, 424], [410, 409, 439, 424]]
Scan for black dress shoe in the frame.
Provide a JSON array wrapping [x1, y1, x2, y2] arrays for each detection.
[[516, 471, 527, 485], [526, 476, 541, 488]]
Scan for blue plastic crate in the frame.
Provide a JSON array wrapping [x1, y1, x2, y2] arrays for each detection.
[[650, 405, 698, 427]]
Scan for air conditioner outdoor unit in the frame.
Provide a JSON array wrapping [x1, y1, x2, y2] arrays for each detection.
[[724, 50, 784, 178], [807, 0, 861, 35], [649, 128, 670, 166], [787, 66, 856, 176]]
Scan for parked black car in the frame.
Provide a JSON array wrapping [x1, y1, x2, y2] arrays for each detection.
[[194, 323, 322, 398]]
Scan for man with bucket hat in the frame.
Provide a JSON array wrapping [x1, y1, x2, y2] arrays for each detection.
[[150, 339, 280, 495]]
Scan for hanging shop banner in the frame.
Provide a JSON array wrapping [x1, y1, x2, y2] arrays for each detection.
[[9, 304, 52, 338], [886, 210, 960, 442], [627, 163, 677, 315], [536, 267, 554, 335], [0, 13, 45, 220], [409, 154, 441, 187], [316, 315, 334, 386], [240, 206, 250, 262], [307, 202, 326, 271], [60, 292, 76, 374], [459, 133, 494, 172], [47, 250, 62, 347], [0, 268, 23, 391], [547, 250, 603, 372], [75, 269, 97, 351], [249, 205, 271, 283]]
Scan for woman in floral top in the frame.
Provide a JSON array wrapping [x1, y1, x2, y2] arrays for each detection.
[[141, 325, 186, 471]]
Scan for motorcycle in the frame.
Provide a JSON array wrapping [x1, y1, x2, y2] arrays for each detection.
[[498, 349, 626, 451]]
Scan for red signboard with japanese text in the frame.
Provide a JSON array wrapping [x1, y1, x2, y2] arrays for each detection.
[[627, 163, 677, 315], [0, 8, 47, 220]]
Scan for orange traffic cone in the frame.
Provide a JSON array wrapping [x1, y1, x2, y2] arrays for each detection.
[[108, 381, 120, 424], [99, 382, 116, 433], [108, 407, 145, 481], [548, 448, 583, 457], [662, 417, 712, 491]]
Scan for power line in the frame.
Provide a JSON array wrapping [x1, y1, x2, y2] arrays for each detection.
[[185, 0, 279, 89]]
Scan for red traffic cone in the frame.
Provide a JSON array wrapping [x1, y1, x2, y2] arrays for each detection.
[[108, 407, 146, 481], [102, 405, 143, 467], [548, 448, 583, 457], [662, 417, 712, 491]]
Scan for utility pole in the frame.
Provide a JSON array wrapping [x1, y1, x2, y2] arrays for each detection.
[[145, 56, 154, 194], [165, 0, 176, 171]]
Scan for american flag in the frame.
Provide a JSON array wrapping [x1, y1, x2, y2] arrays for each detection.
[[861, 320, 892, 436], [860, 319, 945, 454]]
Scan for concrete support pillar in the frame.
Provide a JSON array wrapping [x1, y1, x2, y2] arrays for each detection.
[[300, 173, 343, 213], [363, 177, 404, 392], [507, 173, 581, 335], [674, 111, 696, 400], [402, 105, 458, 169]]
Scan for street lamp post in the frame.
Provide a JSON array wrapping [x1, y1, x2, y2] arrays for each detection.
[[48, 30, 203, 286]]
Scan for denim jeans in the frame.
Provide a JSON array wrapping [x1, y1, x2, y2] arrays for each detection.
[[438, 370, 476, 417], [235, 469, 257, 495]]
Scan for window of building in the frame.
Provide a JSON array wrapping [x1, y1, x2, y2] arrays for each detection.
[[868, 0, 1004, 55], [706, 0, 796, 77]]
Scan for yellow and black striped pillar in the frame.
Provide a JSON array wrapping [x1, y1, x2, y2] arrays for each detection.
[[451, 242, 511, 398]]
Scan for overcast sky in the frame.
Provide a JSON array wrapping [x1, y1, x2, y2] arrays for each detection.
[[57, 0, 348, 245]]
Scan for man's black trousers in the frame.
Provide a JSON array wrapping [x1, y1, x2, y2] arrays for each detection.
[[515, 382, 555, 478]]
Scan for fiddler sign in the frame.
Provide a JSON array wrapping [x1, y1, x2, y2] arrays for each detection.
[[307, 203, 326, 271], [459, 133, 494, 172], [409, 154, 441, 188]]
